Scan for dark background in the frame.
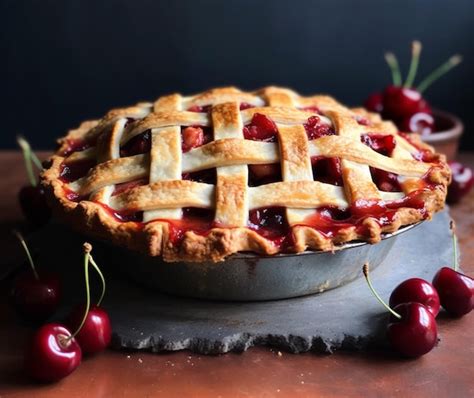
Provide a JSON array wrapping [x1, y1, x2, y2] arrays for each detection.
[[2, 0, 473, 150]]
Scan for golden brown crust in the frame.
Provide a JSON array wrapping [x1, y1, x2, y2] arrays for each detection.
[[41, 86, 450, 262]]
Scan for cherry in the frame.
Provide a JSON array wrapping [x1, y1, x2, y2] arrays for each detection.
[[17, 136, 51, 226], [67, 305, 111, 355], [389, 278, 440, 317], [383, 85, 423, 120], [182, 126, 205, 152], [67, 243, 111, 355], [363, 263, 438, 357], [447, 161, 474, 204], [387, 302, 438, 358], [364, 92, 384, 113], [303, 116, 335, 139], [243, 113, 278, 142], [432, 221, 474, 317], [399, 112, 434, 135], [24, 323, 82, 382], [10, 231, 61, 322]]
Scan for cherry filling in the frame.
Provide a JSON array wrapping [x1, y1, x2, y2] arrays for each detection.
[[243, 113, 278, 142], [248, 207, 294, 248], [239, 102, 255, 110], [248, 164, 281, 186], [187, 105, 212, 113], [167, 207, 215, 245], [361, 134, 396, 156], [60, 139, 93, 157], [304, 116, 335, 140], [120, 130, 151, 157], [355, 116, 371, 126], [182, 168, 216, 185], [311, 157, 343, 186], [181, 126, 213, 152], [59, 160, 96, 183], [370, 168, 401, 192]]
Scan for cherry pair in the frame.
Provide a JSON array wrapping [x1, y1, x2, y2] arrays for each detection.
[[363, 221, 473, 358], [17, 136, 51, 226], [364, 41, 462, 136], [22, 243, 111, 382]]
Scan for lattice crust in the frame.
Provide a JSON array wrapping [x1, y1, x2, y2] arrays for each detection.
[[42, 86, 450, 262]]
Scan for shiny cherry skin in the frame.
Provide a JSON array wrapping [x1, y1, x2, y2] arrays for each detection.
[[432, 267, 474, 317], [67, 304, 111, 354], [10, 270, 62, 322], [25, 323, 82, 382], [382, 85, 424, 119], [399, 112, 434, 135], [447, 161, 474, 204], [18, 185, 51, 226], [387, 302, 438, 357], [389, 278, 440, 317], [364, 92, 384, 113]]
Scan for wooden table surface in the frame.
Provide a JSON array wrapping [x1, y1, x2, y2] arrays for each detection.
[[1, 151, 473, 398]]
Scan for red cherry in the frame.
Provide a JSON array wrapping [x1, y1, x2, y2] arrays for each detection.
[[364, 92, 384, 113], [18, 185, 51, 227], [382, 85, 424, 119], [389, 278, 440, 317], [433, 267, 474, 317], [11, 231, 62, 322], [363, 263, 437, 358], [303, 116, 335, 139], [11, 270, 62, 322], [399, 112, 434, 135], [248, 164, 281, 182], [182, 126, 205, 152], [387, 302, 438, 358], [447, 162, 474, 204], [67, 304, 111, 355], [25, 323, 82, 382], [243, 113, 278, 142]]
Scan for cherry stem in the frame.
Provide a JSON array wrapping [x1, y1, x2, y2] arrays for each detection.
[[417, 55, 462, 93], [384, 52, 402, 86], [404, 40, 422, 88], [450, 220, 458, 272], [17, 136, 37, 187], [363, 263, 401, 319], [89, 255, 106, 307], [13, 230, 39, 281], [71, 243, 92, 339]]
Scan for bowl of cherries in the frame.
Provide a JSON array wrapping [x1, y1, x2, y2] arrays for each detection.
[[364, 41, 473, 204]]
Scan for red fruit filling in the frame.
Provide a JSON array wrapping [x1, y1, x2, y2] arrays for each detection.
[[355, 116, 371, 126], [243, 113, 278, 142], [370, 168, 401, 192], [248, 164, 281, 186], [304, 116, 335, 140], [59, 160, 96, 183], [181, 126, 212, 152], [187, 105, 212, 113], [120, 131, 151, 157], [361, 134, 396, 156], [311, 157, 343, 186], [240, 102, 255, 110], [167, 208, 215, 245], [182, 169, 217, 185], [248, 207, 294, 248]]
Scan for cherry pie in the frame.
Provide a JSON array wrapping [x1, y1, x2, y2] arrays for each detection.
[[42, 87, 450, 262]]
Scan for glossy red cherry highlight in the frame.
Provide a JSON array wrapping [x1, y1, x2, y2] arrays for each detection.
[[10, 231, 61, 322], [389, 278, 440, 317], [363, 263, 437, 357], [24, 323, 82, 382], [447, 161, 474, 204], [432, 221, 474, 317], [67, 243, 111, 355]]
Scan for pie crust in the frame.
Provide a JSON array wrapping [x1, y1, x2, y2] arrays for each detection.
[[41, 86, 450, 262]]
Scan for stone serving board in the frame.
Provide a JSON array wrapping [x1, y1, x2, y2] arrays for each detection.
[[28, 210, 453, 354]]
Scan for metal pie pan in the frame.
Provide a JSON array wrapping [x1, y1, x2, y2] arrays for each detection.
[[115, 222, 421, 301]]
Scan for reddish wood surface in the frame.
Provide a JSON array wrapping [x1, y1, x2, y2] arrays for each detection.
[[1, 151, 473, 398]]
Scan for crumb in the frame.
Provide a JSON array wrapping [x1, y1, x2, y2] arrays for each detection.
[[277, 351, 282, 357], [126, 355, 131, 359], [138, 358, 143, 363]]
